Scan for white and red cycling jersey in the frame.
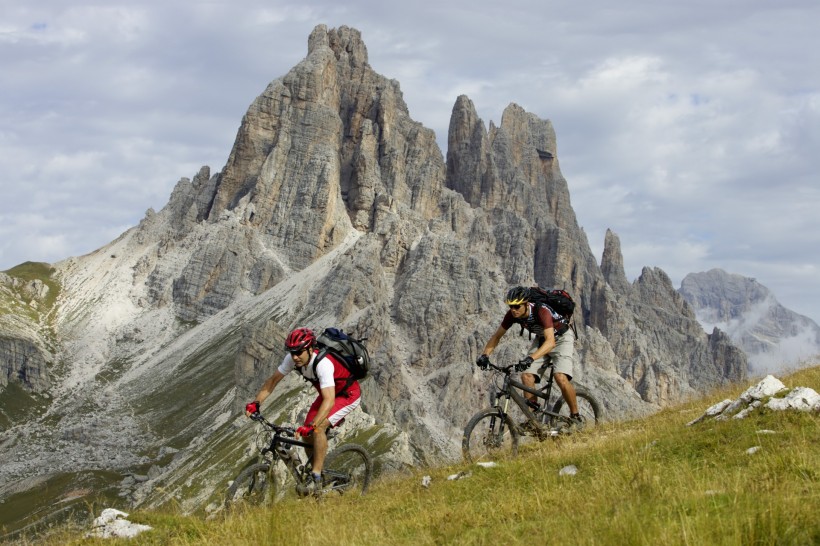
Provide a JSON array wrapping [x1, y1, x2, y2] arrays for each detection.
[[278, 349, 361, 426]]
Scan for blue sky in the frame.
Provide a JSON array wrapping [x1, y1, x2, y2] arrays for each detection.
[[1, 0, 819, 322]]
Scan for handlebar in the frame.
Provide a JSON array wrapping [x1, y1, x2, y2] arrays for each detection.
[[249, 412, 297, 436], [476, 357, 554, 373], [476, 359, 515, 373]]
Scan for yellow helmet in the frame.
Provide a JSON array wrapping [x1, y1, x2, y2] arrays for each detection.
[[505, 286, 530, 306]]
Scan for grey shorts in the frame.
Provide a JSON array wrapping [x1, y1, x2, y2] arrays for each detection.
[[522, 328, 575, 382]]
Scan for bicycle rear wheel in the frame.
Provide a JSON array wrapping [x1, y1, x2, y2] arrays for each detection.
[[550, 387, 602, 429], [225, 463, 274, 508], [322, 444, 373, 496], [462, 408, 519, 463]]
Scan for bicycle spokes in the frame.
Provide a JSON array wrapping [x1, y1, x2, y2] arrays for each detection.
[[321, 445, 372, 496], [463, 410, 519, 462], [322, 470, 349, 491], [483, 422, 511, 450]]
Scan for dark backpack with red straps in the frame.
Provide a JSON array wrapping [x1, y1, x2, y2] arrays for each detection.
[[301, 328, 370, 396], [314, 328, 370, 380], [528, 287, 575, 335]]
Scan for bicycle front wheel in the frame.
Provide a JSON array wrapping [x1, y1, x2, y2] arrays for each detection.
[[550, 387, 602, 428], [462, 408, 519, 463], [225, 463, 275, 508], [322, 444, 373, 496]]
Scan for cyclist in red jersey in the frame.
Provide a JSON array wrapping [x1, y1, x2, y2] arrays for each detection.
[[245, 327, 361, 492]]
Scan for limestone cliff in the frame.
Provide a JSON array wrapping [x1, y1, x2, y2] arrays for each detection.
[[0, 268, 55, 393]]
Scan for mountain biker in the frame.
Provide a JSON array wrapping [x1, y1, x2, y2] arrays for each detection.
[[476, 286, 583, 430], [245, 327, 362, 493]]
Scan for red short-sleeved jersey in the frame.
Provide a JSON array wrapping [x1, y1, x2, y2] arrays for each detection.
[[501, 302, 555, 337]]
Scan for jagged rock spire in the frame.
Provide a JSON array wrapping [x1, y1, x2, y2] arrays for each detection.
[[601, 228, 631, 294], [145, 24, 445, 320]]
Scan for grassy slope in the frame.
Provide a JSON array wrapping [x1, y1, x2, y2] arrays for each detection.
[[0, 262, 60, 323], [0, 381, 52, 431], [0, 263, 59, 428], [24, 365, 818, 546]]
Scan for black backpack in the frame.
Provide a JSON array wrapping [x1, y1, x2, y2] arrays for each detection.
[[527, 287, 575, 335], [313, 327, 370, 381]]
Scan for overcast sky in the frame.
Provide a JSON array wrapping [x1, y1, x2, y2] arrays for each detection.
[[2, 1, 818, 322]]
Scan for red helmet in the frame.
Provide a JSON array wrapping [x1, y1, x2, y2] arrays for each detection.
[[284, 327, 316, 352]]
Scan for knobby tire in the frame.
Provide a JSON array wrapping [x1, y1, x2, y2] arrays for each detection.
[[550, 386, 602, 428], [322, 444, 373, 496], [462, 408, 519, 463], [225, 463, 275, 508]]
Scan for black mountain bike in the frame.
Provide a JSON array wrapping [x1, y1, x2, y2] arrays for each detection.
[[463, 357, 602, 462], [226, 413, 373, 507]]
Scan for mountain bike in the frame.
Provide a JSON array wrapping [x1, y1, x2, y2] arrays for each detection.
[[225, 413, 373, 507], [463, 357, 602, 462]]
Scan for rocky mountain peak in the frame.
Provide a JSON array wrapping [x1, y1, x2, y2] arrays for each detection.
[[310, 24, 369, 67], [681, 269, 771, 320], [132, 24, 446, 322], [601, 228, 630, 294], [680, 269, 820, 373], [110, 24, 749, 418]]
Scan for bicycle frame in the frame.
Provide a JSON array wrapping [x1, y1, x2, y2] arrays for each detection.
[[464, 358, 603, 461], [488, 362, 568, 432], [228, 414, 373, 505], [252, 415, 315, 487], [264, 430, 313, 458]]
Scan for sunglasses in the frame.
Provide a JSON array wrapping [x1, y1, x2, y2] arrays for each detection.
[[508, 303, 525, 310], [289, 349, 306, 357]]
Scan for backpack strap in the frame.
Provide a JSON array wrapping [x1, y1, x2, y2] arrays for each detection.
[[517, 304, 534, 340], [314, 347, 328, 377], [312, 347, 356, 398], [520, 302, 570, 338], [294, 350, 321, 386]]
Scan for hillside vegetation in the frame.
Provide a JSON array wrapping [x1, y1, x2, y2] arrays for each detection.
[[17, 366, 820, 546], [0, 261, 60, 359], [0, 262, 60, 322]]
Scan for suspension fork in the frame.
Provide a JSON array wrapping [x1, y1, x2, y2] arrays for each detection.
[[498, 374, 513, 416]]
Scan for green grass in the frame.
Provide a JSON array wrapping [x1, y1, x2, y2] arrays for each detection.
[[0, 470, 123, 542], [0, 262, 61, 353], [15, 366, 820, 545], [1, 262, 61, 314], [0, 381, 53, 431]]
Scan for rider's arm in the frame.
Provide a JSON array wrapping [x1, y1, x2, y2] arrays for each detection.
[[530, 327, 556, 361], [310, 358, 337, 428], [252, 354, 295, 407], [254, 369, 286, 405], [481, 325, 508, 356]]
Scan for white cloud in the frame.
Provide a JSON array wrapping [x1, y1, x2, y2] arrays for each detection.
[[1, 0, 819, 325]]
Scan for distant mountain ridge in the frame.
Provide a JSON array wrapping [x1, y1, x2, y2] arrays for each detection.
[[0, 25, 747, 534], [680, 269, 820, 374]]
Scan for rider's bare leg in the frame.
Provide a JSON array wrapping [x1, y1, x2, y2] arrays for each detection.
[[521, 373, 538, 404], [554, 372, 578, 414], [310, 418, 330, 474]]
